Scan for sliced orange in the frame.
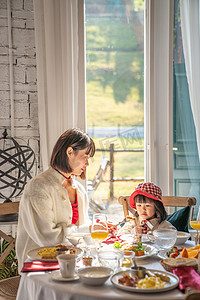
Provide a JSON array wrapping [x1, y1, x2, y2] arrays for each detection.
[[180, 247, 188, 258], [187, 244, 200, 251], [187, 249, 199, 258]]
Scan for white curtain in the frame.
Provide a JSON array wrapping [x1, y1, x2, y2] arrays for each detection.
[[180, 0, 200, 161], [33, 0, 86, 170]]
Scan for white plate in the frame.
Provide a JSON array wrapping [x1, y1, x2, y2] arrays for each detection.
[[50, 270, 79, 282], [27, 246, 83, 262], [111, 269, 179, 293], [121, 244, 158, 260], [157, 249, 169, 260]]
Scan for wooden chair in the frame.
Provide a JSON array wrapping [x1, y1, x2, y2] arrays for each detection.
[[118, 195, 196, 218], [0, 201, 20, 299]]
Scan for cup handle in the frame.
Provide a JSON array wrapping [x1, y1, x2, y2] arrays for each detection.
[[147, 231, 155, 243]]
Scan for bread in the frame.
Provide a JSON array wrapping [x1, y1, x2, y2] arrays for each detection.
[[160, 257, 198, 272]]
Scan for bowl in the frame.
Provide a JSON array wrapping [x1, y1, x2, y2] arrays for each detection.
[[67, 236, 81, 246], [67, 233, 93, 246], [175, 231, 190, 245], [77, 266, 113, 285]]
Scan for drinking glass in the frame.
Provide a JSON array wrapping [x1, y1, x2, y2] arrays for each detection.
[[147, 228, 177, 250], [91, 214, 109, 249], [190, 207, 200, 245]]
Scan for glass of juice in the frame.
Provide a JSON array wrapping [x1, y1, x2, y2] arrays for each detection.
[[190, 207, 200, 245], [91, 214, 108, 249]]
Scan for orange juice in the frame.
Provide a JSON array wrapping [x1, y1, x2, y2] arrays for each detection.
[[91, 230, 108, 242], [190, 221, 200, 230]]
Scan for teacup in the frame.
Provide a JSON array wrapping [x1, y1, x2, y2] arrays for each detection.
[[57, 254, 77, 278], [147, 228, 177, 250]]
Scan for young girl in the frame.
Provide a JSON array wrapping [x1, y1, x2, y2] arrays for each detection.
[[119, 182, 174, 235]]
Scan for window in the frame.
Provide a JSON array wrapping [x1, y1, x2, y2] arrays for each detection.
[[85, 0, 144, 203], [173, 0, 200, 215]]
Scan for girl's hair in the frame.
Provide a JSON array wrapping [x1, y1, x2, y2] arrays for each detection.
[[50, 128, 95, 173], [134, 195, 167, 223]]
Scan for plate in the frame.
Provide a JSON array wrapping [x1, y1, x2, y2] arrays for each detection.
[[27, 246, 83, 262], [111, 269, 179, 293], [50, 270, 79, 282], [124, 244, 158, 260]]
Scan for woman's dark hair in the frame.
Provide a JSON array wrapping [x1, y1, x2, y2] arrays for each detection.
[[50, 128, 95, 173], [134, 195, 167, 223]]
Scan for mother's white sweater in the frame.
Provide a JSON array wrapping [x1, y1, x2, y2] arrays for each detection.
[[16, 167, 89, 272]]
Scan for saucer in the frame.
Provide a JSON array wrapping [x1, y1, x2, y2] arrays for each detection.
[[50, 270, 79, 282]]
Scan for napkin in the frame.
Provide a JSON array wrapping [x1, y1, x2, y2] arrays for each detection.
[[172, 266, 200, 291], [102, 235, 123, 245], [21, 261, 59, 272]]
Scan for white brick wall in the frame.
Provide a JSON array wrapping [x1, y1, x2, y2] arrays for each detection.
[[0, 0, 40, 235], [0, 0, 39, 156]]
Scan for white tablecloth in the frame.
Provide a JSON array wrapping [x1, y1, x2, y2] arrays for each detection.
[[17, 242, 194, 300]]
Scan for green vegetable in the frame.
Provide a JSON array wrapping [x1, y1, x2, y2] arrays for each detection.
[[137, 242, 144, 251], [113, 242, 122, 248]]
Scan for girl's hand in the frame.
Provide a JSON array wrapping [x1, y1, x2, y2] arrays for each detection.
[[135, 226, 144, 234]]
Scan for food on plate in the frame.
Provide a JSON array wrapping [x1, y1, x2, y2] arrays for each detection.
[[160, 257, 198, 272], [113, 241, 122, 248], [122, 242, 146, 256], [37, 245, 75, 259], [137, 276, 165, 289], [153, 272, 170, 283], [102, 235, 122, 245], [118, 273, 138, 287], [179, 244, 200, 259], [167, 246, 184, 258]]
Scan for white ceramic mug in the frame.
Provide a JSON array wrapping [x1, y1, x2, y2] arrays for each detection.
[[57, 254, 77, 278], [147, 228, 177, 249]]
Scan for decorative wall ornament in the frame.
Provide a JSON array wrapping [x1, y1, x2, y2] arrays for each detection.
[[0, 129, 36, 203]]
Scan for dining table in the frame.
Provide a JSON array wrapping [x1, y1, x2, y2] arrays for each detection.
[[16, 240, 196, 300]]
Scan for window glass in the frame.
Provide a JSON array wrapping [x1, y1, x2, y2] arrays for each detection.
[[173, 0, 200, 216], [85, 0, 144, 204]]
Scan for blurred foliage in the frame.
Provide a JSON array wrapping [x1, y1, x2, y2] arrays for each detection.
[[0, 237, 18, 280], [85, 0, 144, 126]]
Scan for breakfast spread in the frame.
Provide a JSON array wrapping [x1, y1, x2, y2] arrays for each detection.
[[37, 245, 75, 259], [114, 241, 147, 257], [118, 271, 170, 289]]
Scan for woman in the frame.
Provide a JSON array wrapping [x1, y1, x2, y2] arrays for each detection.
[[16, 128, 95, 272]]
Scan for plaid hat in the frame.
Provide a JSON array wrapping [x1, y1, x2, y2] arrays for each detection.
[[129, 182, 163, 209]]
